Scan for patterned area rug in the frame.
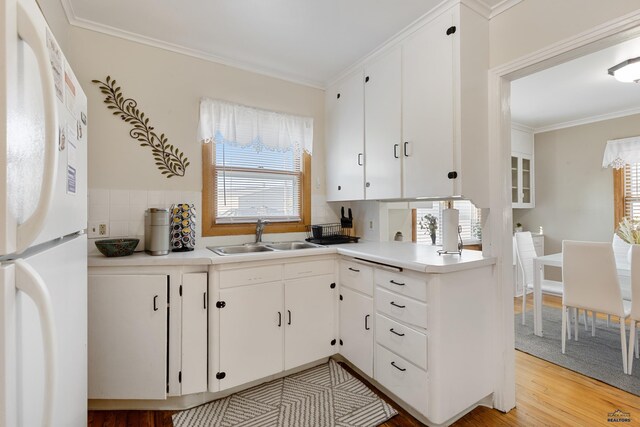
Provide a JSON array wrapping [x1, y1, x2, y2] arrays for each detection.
[[172, 360, 397, 427]]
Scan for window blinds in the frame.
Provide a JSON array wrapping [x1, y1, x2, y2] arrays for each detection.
[[198, 99, 312, 224], [416, 201, 481, 244], [624, 164, 640, 220]]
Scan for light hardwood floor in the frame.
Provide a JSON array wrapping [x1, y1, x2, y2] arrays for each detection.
[[88, 294, 640, 426]]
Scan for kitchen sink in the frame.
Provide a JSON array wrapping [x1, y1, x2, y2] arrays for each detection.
[[265, 241, 323, 250], [208, 244, 275, 256], [208, 241, 324, 256]]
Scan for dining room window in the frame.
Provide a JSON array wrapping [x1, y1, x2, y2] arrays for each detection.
[[614, 163, 640, 227], [414, 200, 482, 245], [198, 99, 313, 236]]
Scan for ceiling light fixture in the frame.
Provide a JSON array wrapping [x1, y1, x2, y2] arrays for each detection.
[[608, 57, 640, 82]]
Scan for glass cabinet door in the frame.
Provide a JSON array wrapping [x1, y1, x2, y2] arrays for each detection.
[[522, 157, 531, 204], [511, 156, 518, 203]]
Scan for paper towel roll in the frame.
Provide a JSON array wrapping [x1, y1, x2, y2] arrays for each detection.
[[442, 208, 459, 252]]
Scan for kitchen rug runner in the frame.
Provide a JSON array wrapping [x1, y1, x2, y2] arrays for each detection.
[[516, 306, 640, 396], [172, 359, 398, 427]]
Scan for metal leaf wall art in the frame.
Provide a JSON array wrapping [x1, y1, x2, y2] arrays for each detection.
[[92, 76, 189, 178]]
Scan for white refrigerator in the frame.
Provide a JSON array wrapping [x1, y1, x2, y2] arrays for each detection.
[[0, 0, 88, 425]]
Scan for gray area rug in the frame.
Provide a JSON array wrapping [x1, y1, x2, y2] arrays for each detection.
[[172, 359, 398, 427], [516, 306, 640, 395]]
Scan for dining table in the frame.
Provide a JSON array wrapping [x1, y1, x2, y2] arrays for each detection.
[[532, 252, 631, 337]]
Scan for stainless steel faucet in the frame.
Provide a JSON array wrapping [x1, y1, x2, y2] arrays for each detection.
[[255, 219, 269, 243]]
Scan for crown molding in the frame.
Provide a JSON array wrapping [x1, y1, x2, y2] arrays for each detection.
[[59, 0, 325, 90], [60, 0, 516, 90], [532, 107, 640, 134], [327, 0, 477, 87], [488, 0, 522, 19], [510, 121, 534, 133]]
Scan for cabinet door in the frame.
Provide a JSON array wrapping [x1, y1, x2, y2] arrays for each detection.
[[284, 275, 336, 369], [402, 11, 455, 198], [364, 47, 402, 199], [181, 273, 208, 395], [218, 282, 283, 390], [339, 286, 373, 377], [326, 71, 365, 201], [88, 274, 167, 399]]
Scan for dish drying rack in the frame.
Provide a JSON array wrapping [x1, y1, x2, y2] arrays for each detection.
[[305, 223, 359, 245]]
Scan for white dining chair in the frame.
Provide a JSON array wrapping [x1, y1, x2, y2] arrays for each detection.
[[562, 240, 630, 374], [514, 232, 564, 326], [627, 244, 640, 374]]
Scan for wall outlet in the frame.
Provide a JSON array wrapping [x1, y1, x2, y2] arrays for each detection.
[[88, 222, 109, 238]]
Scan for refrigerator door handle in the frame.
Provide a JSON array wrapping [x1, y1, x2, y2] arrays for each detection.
[[15, 259, 56, 427], [15, 2, 59, 254]]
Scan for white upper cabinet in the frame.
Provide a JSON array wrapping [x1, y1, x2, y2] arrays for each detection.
[[402, 10, 454, 199], [364, 47, 402, 200], [324, 3, 489, 205], [511, 125, 535, 208], [326, 71, 365, 201]]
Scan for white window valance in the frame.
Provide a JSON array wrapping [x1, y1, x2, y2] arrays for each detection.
[[603, 136, 640, 169], [198, 98, 313, 154]]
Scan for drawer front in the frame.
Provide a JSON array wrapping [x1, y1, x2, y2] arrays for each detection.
[[284, 259, 334, 280], [375, 270, 427, 302], [375, 344, 428, 416], [219, 264, 282, 288], [339, 260, 374, 296], [376, 314, 427, 370], [375, 287, 427, 329]]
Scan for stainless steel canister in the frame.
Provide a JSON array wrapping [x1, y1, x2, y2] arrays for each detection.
[[145, 208, 170, 255]]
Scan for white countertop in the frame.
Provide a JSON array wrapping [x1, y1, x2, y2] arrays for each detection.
[[88, 249, 216, 267], [89, 241, 495, 273], [334, 241, 495, 273]]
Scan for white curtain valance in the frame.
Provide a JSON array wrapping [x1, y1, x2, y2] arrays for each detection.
[[198, 98, 313, 154], [602, 136, 640, 169]]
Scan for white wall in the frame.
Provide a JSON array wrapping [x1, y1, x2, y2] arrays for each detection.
[[37, 4, 338, 247], [490, 0, 640, 68], [514, 114, 640, 257]]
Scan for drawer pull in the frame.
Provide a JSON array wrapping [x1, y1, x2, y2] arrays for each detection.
[[365, 314, 371, 331], [390, 328, 405, 337], [390, 301, 406, 309], [390, 280, 405, 286], [288, 310, 292, 325], [391, 361, 406, 372], [348, 267, 360, 273], [153, 295, 158, 311], [278, 311, 282, 327]]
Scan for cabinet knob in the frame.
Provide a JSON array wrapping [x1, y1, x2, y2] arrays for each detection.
[[365, 76, 370, 83], [447, 171, 458, 179], [337, 93, 341, 99], [337, 185, 341, 191], [366, 182, 371, 188], [446, 26, 457, 36]]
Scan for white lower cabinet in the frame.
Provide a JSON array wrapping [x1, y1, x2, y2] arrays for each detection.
[[375, 344, 428, 416], [285, 275, 336, 369], [218, 282, 284, 390], [88, 269, 208, 400], [337, 258, 492, 425], [339, 286, 374, 377], [89, 274, 168, 400], [375, 313, 427, 370], [213, 257, 337, 392]]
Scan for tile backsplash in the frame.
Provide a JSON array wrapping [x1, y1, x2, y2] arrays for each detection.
[[88, 188, 201, 253], [88, 189, 340, 254]]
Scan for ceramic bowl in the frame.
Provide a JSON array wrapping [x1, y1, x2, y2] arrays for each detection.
[[95, 238, 139, 257]]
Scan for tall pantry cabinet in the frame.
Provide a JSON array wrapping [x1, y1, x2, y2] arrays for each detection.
[[325, 2, 489, 206]]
